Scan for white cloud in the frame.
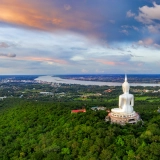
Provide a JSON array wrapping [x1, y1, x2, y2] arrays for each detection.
[[154, 43, 160, 48], [70, 56, 85, 61], [126, 10, 135, 17], [147, 25, 160, 33], [132, 26, 139, 31], [121, 25, 139, 31], [1, 26, 160, 74], [120, 30, 128, 35], [135, 2, 160, 24]]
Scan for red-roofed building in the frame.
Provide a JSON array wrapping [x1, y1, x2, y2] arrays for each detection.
[[71, 109, 86, 113], [104, 89, 112, 93]]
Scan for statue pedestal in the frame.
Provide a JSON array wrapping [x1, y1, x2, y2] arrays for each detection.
[[106, 111, 140, 125]]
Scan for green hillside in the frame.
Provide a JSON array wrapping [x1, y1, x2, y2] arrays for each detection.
[[0, 99, 160, 160]]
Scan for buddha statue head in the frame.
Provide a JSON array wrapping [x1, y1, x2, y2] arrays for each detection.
[[122, 74, 130, 93]]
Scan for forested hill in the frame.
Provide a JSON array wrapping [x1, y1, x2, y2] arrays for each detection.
[[0, 99, 160, 160]]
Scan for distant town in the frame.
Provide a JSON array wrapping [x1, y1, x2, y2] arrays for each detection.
[[0, 75, 160, 104], [58, 74, 160, 83]]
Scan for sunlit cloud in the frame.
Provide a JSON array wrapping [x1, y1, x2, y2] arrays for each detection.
[[135, 2, 160, 24], [94, 59, 126, 66], [0, 0, 95, 35], [1, 0, 160, 74], [16, 56, 68, 65], [138, 38, 153, 46]]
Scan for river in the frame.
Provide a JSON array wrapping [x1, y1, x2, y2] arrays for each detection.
[[35, 76, 160, 86]]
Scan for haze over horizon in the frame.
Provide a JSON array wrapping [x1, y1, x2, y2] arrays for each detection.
[[1, 0, 160, 75]]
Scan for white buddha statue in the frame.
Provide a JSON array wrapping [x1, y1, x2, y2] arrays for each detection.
[[111, 75, 134, 114]]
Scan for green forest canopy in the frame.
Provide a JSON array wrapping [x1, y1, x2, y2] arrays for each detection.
[[0, 99, 160, 160]]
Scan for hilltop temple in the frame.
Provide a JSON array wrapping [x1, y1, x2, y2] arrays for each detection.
[[106, 75, 140, 125]]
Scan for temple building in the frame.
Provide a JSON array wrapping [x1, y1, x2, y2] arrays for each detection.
[[71, 109, 86, 113], [105, 75, 141, 125]]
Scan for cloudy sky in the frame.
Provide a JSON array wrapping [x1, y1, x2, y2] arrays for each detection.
[[1, 0, 160, 74]]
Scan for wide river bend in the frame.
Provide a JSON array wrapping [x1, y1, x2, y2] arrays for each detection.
[[35, 76, 160, 86]]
